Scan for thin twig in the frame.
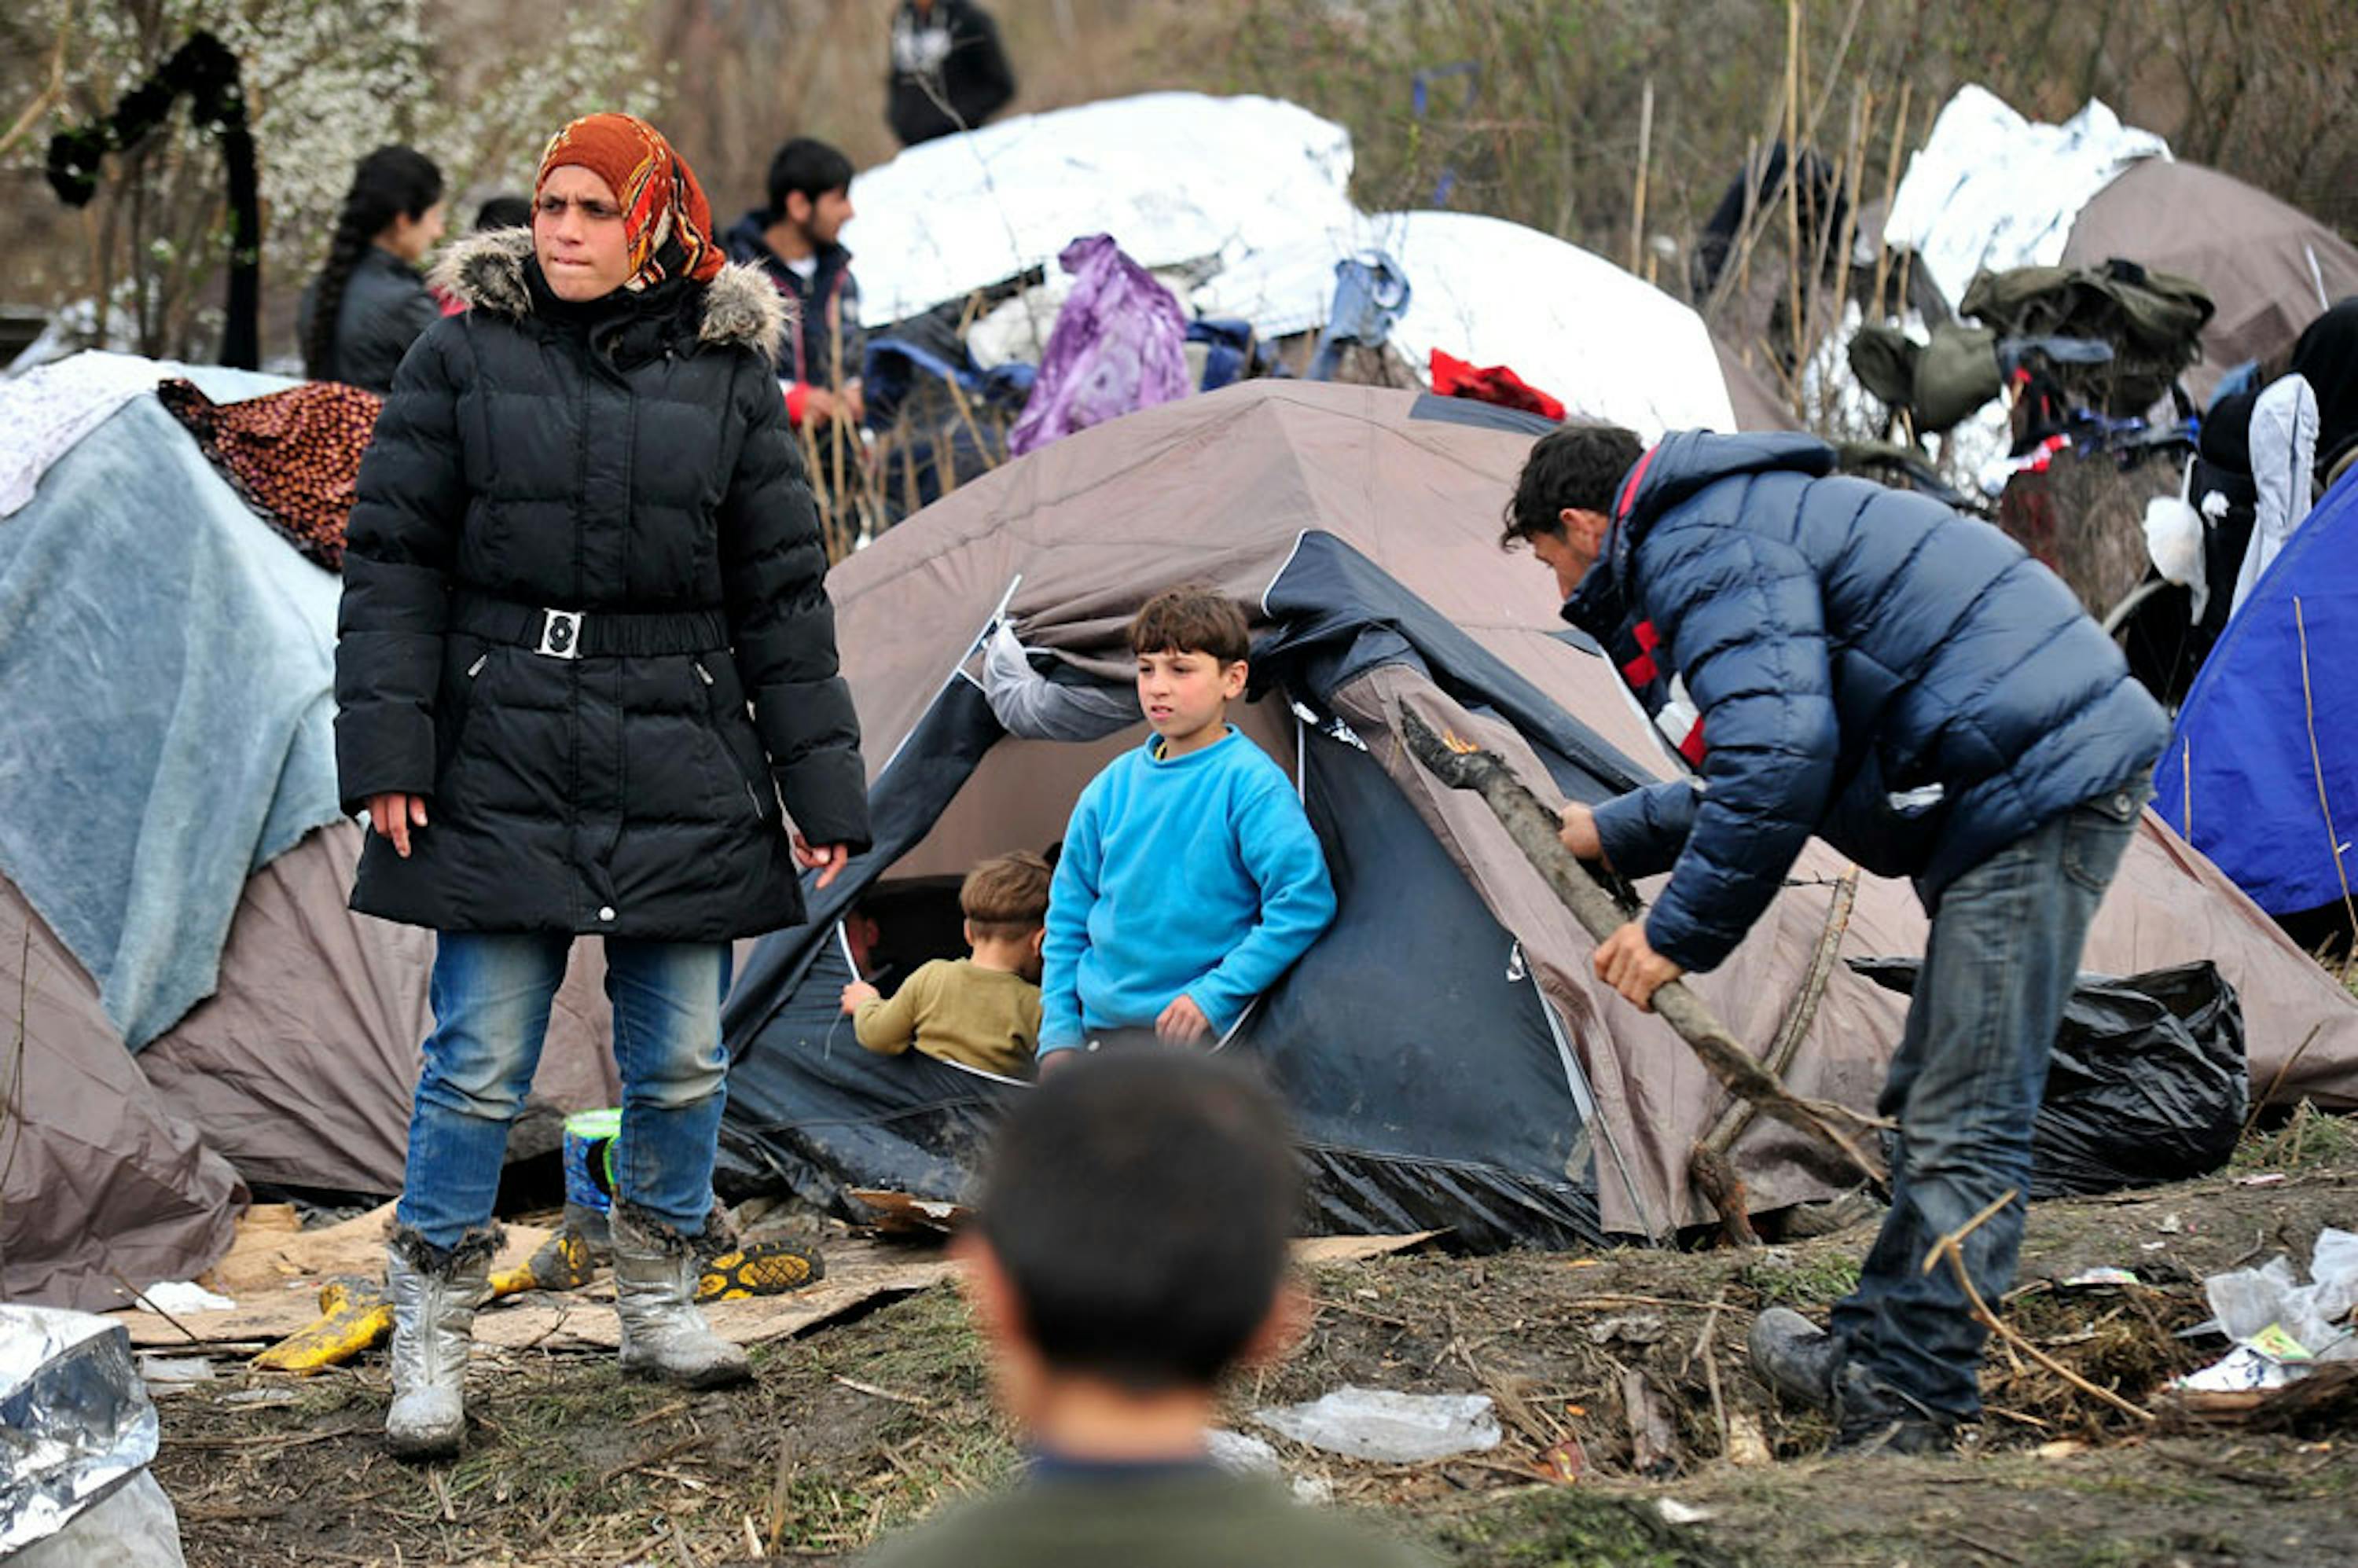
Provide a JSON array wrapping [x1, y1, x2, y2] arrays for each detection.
[[1871, 81, 1913, 318], [764, 1438, 799, 1555], [1678, 1288, 1728, 1382], [1920, 1188, 2155, 1423], [1311, 1295, 1412, 1329], [833, 1375, 931, 1409], [2293, 598, 2358, 980], [1781, 0, 1805, 412], [1702, 866, 1859, 1155], [2242, 1022, 2324, 1137], [599, 1432, 710, 1488], [109, 1269, 203, 1345], [1628, 78, 1654, 275], [1934, 1526, 2026, 1565]]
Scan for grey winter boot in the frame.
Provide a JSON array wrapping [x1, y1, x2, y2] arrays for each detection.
[[384, 1225, 499, 1461], [610, 1203, 752, 1389], [1747, 1306, 1846, 1413]]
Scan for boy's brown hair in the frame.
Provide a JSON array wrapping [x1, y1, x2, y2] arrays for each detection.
[[961, 850, 1053, 941], [1129, 585, 1251, 666]]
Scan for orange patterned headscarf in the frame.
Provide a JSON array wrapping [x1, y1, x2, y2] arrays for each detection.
[[534, 113, 725, 292]]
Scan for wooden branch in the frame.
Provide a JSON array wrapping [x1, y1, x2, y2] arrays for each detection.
[[1871, 80, 1912, 319], [1396, 709, 1890, 1192], [1628, 78, 1654, 275], [1702, 865, 1860, 1155], [1781, 0, 1805, 413]]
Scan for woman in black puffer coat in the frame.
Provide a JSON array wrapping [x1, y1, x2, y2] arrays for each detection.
[[334, 113, 869, 1462], [300, 145, 447, 393]]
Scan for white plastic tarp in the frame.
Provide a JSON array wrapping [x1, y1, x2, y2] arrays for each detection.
[[1195, 210, 1737, 442], [844, 93, 1360, 329], [1884, 85, 2169, 312]]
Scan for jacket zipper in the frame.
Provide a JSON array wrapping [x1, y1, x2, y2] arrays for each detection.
[[694, 661, 762, 821]]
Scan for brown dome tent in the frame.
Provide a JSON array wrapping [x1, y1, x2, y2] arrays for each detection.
[[2062, 160, 2358, 402], [718, 380, 2358, 1244]]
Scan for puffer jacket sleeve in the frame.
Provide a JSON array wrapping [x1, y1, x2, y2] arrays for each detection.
[[1637, 523, 1839, 973], [1592, 778, 1702, 879], [718, 358, 873, 852], [334, 321, 468, 814]]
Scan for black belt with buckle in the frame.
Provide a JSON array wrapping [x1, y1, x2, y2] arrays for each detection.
[[447, 591, 729, 659]]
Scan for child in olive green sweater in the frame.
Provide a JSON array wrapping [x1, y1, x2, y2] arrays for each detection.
[[859, 1052, 1435, 1568], [840, 851, 1049, 1079]]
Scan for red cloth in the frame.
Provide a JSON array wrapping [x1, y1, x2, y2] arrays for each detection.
[[1429, 347, 1565, 422], [534, 113, 725, 290], [156, 378, 381, 571]]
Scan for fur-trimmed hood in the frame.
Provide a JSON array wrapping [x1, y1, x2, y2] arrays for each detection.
[[429, 226, 789, 364]]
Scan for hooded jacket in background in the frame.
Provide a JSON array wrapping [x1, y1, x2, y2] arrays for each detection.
[[334, 228, 871, 941], [298, 246, 440, 395], [886, 0, 1016, 147], [1564, 431, 2168, 974], [720, 211, 865, 426], [2289, 296, 2358, 487]]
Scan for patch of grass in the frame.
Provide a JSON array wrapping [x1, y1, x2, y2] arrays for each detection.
[[1426, 1489, 1751, 1567], [1738, 1250, 1860, 1309], [2230, 1099, 2358, 1174]]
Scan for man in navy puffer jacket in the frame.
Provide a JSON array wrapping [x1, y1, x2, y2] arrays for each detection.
[[1508, 424, 2168, 1455]]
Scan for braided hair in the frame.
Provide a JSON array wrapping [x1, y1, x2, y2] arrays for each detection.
[[303, 145, 443, 381]]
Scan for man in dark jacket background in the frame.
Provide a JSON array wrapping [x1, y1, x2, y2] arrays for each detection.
[[1506, 425, 2169, 1455], [886, 0, 1016, 147], [722, 138, 865, 430]]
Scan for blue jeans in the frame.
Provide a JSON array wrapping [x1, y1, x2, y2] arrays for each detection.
[[1827, 787, 2142, 1421], [395, 933, 733, 1249]]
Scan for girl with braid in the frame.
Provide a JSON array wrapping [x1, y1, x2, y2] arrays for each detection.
[[299, 145, 446, 392]]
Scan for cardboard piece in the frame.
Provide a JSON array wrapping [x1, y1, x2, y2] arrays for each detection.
[[472, 1241, 957, 1352], [1293, 1232, 1445, 1265], [116, 1216, 554, 1349]]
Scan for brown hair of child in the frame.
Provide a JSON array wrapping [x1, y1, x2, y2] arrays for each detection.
[[1128, 585, 1251, 666], [962, 850, 1053, 942]]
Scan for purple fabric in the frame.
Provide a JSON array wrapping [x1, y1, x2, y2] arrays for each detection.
[[1008, 235, 1189, 457]]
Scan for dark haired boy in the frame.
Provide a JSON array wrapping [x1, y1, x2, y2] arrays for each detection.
[[1502, 421, 2164, 1453], [722, 136, 865, 428], [1037, 588, 1335, 1066], [842, 850, 1050, 1078], [860, 1052, 1434, 1568]]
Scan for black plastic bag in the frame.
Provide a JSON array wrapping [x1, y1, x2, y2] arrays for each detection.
[[1848, 960, 2248, 1198]]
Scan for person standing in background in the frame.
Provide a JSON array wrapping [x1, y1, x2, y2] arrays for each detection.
[[300, 145, 445, 392], [886, 0, 1016, 147], [723, 138, 866, 429]]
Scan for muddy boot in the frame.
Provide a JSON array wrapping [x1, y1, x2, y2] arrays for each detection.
[[610, 1203, 752, 1390], [1831, 1363, 1959, 1457], [1746, 1306, 1845, 1412], [384, 1225, 499, 1461]]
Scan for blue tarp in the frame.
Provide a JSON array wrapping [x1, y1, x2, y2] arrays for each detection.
[[0, 365, 345, 1048], [2155, 468, 2358, 916]]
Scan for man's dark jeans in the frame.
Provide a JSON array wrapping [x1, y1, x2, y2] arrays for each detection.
[[1827, 785, 2143, 1422]]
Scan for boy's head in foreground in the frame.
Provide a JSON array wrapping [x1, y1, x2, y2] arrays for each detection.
[[1129, 587, 1251, 758], [963, 1052, 1302, 1449], [963, 850, 1052, 979]]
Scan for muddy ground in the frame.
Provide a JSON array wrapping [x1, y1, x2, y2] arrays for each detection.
[[149, 1126, 2356, 1568]]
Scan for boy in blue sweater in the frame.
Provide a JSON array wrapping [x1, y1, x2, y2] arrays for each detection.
[[1038, 588, 1335, 1066]]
